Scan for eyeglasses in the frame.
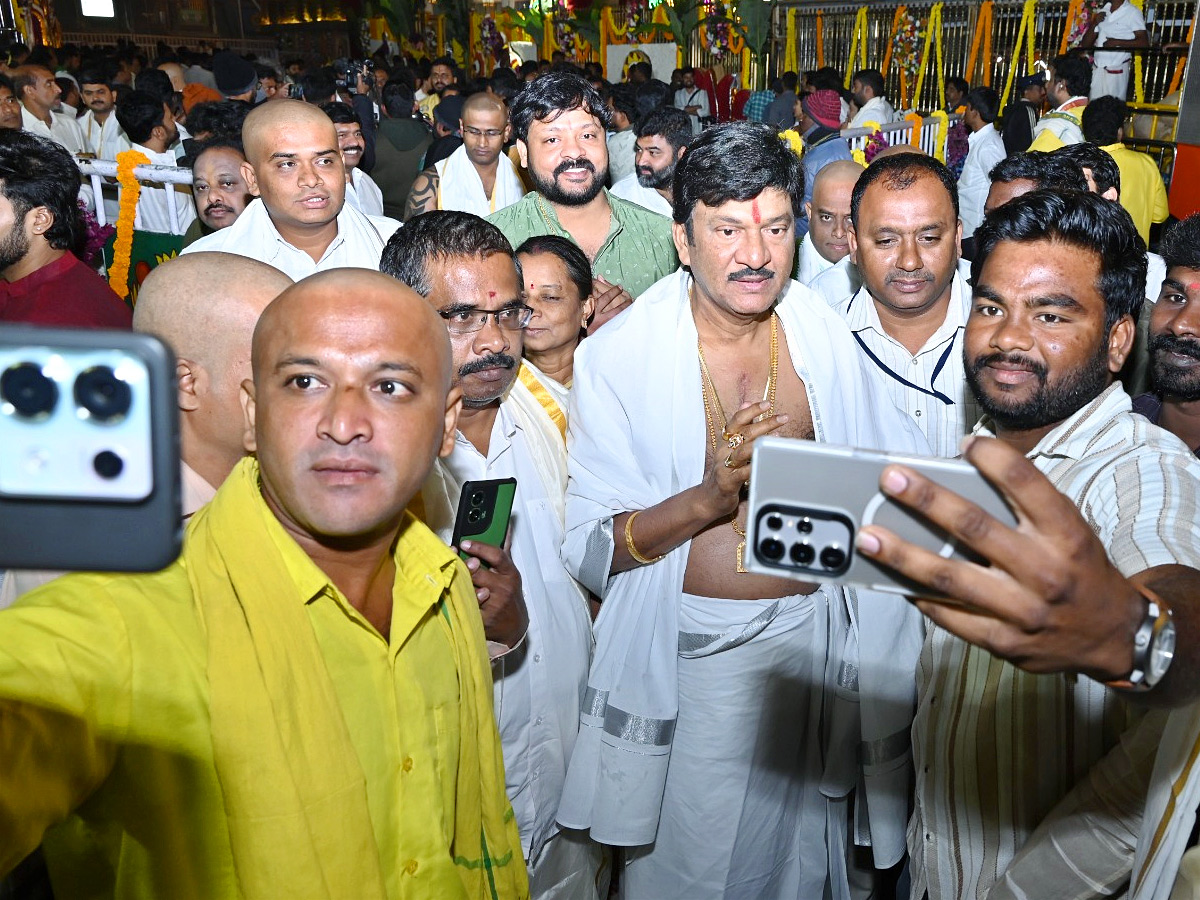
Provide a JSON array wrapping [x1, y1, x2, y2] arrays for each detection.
[[439, 304, 533, 335]]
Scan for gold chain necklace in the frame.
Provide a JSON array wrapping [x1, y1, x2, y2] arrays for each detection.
[[697, 312, 779, 573]]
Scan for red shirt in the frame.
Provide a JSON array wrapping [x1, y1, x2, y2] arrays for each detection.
[[0, 252, 132, 329]]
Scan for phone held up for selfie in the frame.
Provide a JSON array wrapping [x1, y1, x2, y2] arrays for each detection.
[[451, 478, 517, 566], [0, 326, 182, 572], [746, 437, 1018, 596]]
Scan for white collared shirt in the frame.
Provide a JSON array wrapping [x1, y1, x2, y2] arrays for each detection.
[[835, 269, 977, 457], [849, 95, 897, 129], [128, 143, 197, 235], [909, 383, 1200, 900], [797, 231, 836, 286], [1095, 0, 1147, 68], [78, 109, 132, 160], [609, 173, 673, 217], [182, 197, 401, 281], [345, 167, 386, 217], [959, 125, 1006, 238], [442, 402, 593, 864], [21, 105, 86, 155]]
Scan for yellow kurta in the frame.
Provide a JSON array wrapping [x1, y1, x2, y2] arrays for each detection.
[[1102, 142, 1170, 244], [0, 458, 527, 900]]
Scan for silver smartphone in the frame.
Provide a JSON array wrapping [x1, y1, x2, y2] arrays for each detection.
[[746, 436, 1018, 596], [0, 326, 182, 572]]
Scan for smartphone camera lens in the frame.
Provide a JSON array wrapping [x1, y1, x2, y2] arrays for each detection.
[[1, 362, 58, 419], [790, 542, 815, 565], [93, 450, 124, 480], [766, 514, 783, 531], [74, 366, 132, 423], [798, 518, 814, 534], [469, 490, 486, 507], [820, 546, 848, 570], [758, 537, 785, 561], [467, 508, 482, 523]]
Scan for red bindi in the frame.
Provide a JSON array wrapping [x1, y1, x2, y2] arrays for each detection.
[[488, 291, 496, 297], [1189, 282, 1200, 293], [751, 198, 761, 224]]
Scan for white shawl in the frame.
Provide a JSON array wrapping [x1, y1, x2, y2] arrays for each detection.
[[557, 268, 929, 861], [435, 145, 526, 218]]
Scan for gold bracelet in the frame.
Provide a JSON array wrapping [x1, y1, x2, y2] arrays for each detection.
[[624, 510, 664, 565]]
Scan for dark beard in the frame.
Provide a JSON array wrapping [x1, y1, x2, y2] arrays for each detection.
[[965, 339, 1112, 431], [1150, 333, 1200, 401], [530, 157, 606, 206], [0, 221, 29, 272], [636, 160, 676, 190]]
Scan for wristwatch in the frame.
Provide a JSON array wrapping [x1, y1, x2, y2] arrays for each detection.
[[1106, 584, 1176, 692]]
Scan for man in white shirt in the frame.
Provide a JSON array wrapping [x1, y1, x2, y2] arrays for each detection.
[[1029, 54, 1091, 151], [849, 68, 897, 129], [78, 69, 131, 160], [381, 210, 604, 900], [673, 67, 709, 135], [840, 152, 977, 457], [1083, 0, 1149, 100], [13, 64, 85, 154], [321, 101, 385, 217], [605, 84, 638, 184], [799, 159, 861, 285], [113, 89, 197, 236], [184, 100, 400, 280], [0, 252, 292, 608], [958, 87, 1007, 259], [854, 188, 1200, 900], [404, 92, 524, 220], [610, 105, 691, 218]]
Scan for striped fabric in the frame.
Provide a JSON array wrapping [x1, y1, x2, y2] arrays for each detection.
[[908, 383, 1200, 900], [835, 273, 979, 458]]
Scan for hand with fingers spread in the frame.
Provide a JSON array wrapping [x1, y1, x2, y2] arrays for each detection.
[[854, 435, 1146, 682], [587, 277, 634, 333], [459, 539, 529, 650], [700, 400, 791, 520]]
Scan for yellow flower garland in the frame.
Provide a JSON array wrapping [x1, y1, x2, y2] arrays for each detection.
[[108, 149, 150, 298], [930, 110, 950, 164]]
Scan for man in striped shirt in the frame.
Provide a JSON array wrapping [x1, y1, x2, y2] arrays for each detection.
[[839, 153, 977, 457], [854, 189, 1200, 899]]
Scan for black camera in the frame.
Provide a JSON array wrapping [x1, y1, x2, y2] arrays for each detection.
[[335, 59, 375, 94]]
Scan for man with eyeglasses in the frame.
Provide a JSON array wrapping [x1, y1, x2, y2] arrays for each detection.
[[381, 210, 605, 900], [404, 93, 525, 220]]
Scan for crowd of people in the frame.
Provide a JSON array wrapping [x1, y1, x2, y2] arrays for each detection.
[[0, 24, 1198, 900]]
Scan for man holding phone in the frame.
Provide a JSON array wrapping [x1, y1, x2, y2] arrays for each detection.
[[558, 122, 929, 897], [854, 190, 1200, 899], [381, 211, 603, 899], [0, 271, 528, 898]]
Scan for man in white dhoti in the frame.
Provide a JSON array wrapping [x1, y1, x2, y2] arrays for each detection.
[[1082, 0, 1149, 100], [557, 121, 930, 900], [380, 211, 605, 900], [405, 93, 525, 220]]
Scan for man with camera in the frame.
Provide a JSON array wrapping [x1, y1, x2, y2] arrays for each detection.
[[183, 100, 400, 280], [382, 211, 603, 899], [0, 269, 529, 898]]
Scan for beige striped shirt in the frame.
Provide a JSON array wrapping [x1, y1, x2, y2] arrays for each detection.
[[909, 383, 1200, 900], [835, 272, 979, 458]]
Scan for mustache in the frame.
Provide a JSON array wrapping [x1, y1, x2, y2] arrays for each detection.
[[970, 351, 1048, 379], [554, 157, 595, 177], [728, 266, 776, 282], [205, 203, 233, 214], [886, 271, 935, 285], [459, 353, 518, 377], [1150, 333, 1200, 361]]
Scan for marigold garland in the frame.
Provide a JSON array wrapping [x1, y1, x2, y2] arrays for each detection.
[[108, 149, 150, 298], [930, 110, 950, 164], [778, 128, 804, 158]]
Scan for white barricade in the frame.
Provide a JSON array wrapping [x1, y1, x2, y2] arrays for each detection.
[[76, 158, 195, 234], [841, 113, 963, 156]]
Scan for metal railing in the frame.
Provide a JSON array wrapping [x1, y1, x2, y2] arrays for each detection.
[[841, 113, 963, 153], [78, 158, 194, 235], [768, 0, 1193, 113], [1124, 137, 1178, 188]]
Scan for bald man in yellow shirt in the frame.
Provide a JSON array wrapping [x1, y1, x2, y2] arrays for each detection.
[[0, 271, 529, 900]]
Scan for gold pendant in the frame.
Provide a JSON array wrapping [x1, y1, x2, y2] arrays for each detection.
[[736, 539, 747, 574]]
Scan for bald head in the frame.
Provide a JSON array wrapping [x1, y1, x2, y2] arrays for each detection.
[[462, 91, 506, 118], [134, 252, 292, 487], [873, 143, 929, 161], [807, 160, 863, 266], [252, 269, 453, 391], [241, 99, 337, 165], [157, 62, 186, 93]]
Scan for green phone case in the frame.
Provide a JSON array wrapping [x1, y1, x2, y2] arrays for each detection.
[[452, 478, 517, 564]]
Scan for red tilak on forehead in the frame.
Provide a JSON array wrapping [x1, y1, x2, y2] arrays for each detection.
[[1189, 282, 1200, 293], [488, 291, 496, 297], [751, 198, 761, 224]]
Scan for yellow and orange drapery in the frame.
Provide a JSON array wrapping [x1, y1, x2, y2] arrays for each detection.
[[965, 0, 993, 87]]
